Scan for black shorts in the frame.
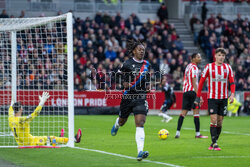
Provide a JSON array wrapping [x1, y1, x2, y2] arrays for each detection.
[[208, 99, 228, 116], [182, 91, 198, 110], [119, 99, 148, 118]]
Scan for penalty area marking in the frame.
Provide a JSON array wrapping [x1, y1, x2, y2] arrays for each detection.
[[183, 128, 250, 136], [73, 147, 184, 167]]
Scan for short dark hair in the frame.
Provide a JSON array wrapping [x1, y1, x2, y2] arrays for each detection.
[[12, 102, 22, 113], [191, 53, 199, 59], [215, 48, 226, 55]]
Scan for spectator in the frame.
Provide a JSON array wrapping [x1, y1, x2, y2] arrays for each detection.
[[174, 36, 184, 51], [201, 2, 208, 24], [243, 95, 250, 115], [0, 9, 9, 18], [193, 20, 203, 45], [190, 14, 199, 33], [19, 10, 25, 18], [105, 46, 117, 61], [157, 3, 168, 22]]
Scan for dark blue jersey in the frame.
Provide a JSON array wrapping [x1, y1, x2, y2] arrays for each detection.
[[119, 57, 151, 95]]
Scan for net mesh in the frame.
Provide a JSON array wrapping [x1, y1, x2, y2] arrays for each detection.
[[0, 15, 69, 147]]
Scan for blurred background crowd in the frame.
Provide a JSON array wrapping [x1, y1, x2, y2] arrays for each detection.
[[0, 3, 249, 93]]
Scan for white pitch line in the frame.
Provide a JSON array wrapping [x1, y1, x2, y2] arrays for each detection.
[[183, 128, 250, 136], [191, 156, 250, 159], [73, 147, 184, 167]]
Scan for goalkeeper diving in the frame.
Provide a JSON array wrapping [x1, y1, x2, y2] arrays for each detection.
[[8, 92, 82, 147]]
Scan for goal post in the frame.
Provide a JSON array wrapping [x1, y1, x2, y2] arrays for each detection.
[[0, 13, 74, 148]]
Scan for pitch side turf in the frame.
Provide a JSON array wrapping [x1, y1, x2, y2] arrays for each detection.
[[0, 115, 250, 167]]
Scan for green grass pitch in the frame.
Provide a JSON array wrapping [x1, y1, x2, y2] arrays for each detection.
[[0, 115, 250, 167]]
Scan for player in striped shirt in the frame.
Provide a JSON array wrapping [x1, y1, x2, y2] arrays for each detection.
[[195, 48, 235, 151], [175, 53, 208, 139]]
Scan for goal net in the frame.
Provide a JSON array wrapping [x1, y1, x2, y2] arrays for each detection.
[[0, 13, 74, 148]]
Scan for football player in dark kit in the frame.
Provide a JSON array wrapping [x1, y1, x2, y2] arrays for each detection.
[[158, 78, 176, 123], [111, 39, 151, 161]]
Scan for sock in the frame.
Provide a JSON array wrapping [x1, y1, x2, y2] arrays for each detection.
[[216, 126, 222, 141], [176, 130, 180, 136], [194, 115, 200, 135], [177, 115, 185, 131], [49, 136, 68, 144], [210, 124, 217, 144], [136, 127, 145, 154], [163, 113, 171, 119], [114, 117, 120, 128]]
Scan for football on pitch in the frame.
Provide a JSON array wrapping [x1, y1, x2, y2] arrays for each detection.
[[158, 129, 169, 140]]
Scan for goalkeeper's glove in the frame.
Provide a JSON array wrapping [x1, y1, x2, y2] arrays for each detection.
[[39, 92, 50, 106], [194, 97, 200, 105]]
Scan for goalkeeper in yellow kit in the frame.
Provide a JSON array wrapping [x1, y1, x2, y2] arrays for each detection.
[[9, 92, 82, 147]]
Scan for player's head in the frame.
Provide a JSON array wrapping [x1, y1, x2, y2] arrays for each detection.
[[126, 39, 145, 60], [191, 53, 201, 64], [215, 48, 226, 65], [13, 102, 23, 116]]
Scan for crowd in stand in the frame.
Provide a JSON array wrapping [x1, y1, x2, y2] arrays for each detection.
[[1, 8, 249, 93], [0, 8, 189, 91], [73, 11, 189, 91], [0, 10, 68, 90], [190, 13, 250, 91]]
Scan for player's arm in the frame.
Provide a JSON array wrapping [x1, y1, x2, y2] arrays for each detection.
[[145, 63, 151, 93], [191, 67, 198, 93], [19, 92, 50, 124], [195, 65, 209, 105], [119, 61, 131, 89], [228, 65, 235, 103]]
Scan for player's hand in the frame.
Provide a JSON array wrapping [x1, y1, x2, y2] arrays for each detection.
[[39, 92, 50, 106], [173, 103, 176, 108], [194, 97, 200, 106], [200, 96, 204, 106], [229, 93, 234, 104]]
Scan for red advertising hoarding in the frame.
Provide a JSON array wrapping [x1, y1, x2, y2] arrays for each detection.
[[0, 90, 211, 110]]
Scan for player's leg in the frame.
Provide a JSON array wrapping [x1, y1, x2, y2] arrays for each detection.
[[209, 114, 218, 150], [158, 101, 166, 117], [176, 91, 194, 138], [133, 100, 149, 161], [31, 136, 48, 146], [48, 136, 69, 144], [213, 99, 227, 150], [193, 108, 208, 138], [216, 115, 224, 142], [175, 109, 187, 138], [111, 117, 128, 136], [134, 114, 148, 161], [162, 101, 173, 123], [111, 99, 131, 136]]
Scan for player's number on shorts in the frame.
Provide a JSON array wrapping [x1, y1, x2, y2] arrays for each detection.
[[13, 128, 18, 137]]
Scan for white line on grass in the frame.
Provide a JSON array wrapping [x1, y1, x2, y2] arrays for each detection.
[[183, 128, 250, 136], [73, 147, 184, 167]]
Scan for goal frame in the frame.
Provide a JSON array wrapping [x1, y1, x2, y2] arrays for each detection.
[[0, 12, 74, 148]]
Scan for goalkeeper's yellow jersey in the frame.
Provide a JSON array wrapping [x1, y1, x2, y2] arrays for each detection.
[[8, 105, 42, 146]]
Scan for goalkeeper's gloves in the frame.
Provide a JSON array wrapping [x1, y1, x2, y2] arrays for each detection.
[[194, 97, 200, 105], [39, 92, 50, 106]]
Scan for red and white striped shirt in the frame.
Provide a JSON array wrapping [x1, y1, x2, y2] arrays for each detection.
[[197, 63, 235, 99], [183, 63, 199, 92]]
